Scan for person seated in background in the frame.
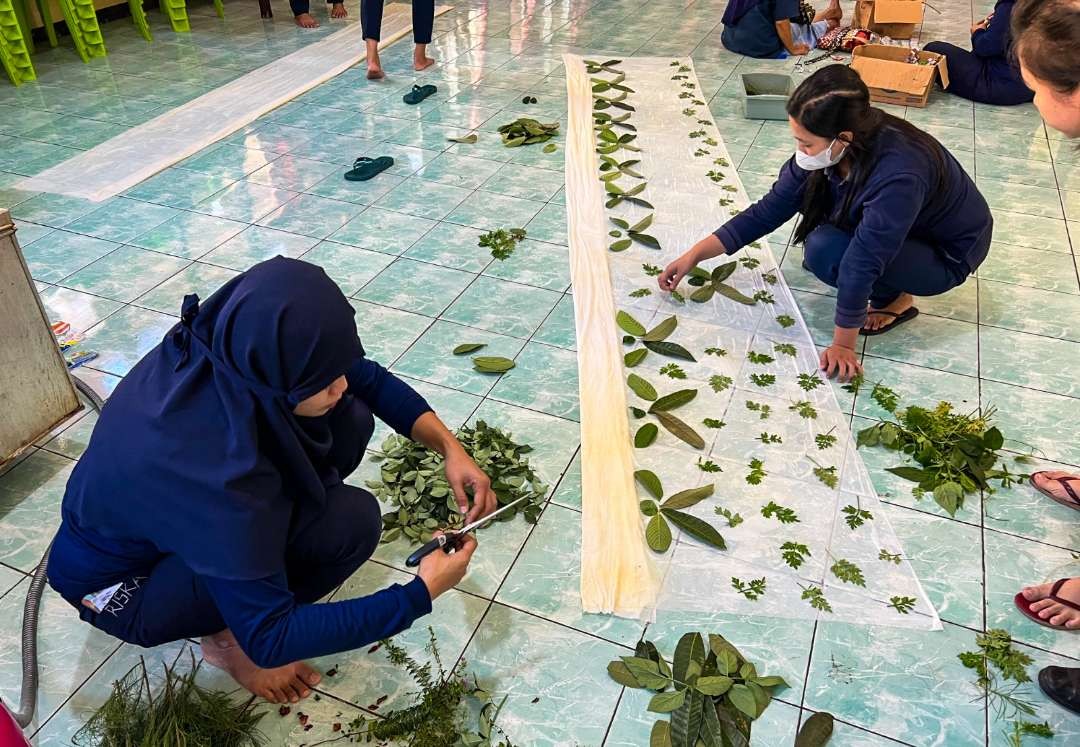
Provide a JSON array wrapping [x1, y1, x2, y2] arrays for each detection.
[[291, 0, 347, 29], [721, 0, 843, 58], [923, 0, 1033, 105]]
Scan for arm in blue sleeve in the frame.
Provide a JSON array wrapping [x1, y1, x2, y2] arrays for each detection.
[[202, 573, 433, 668], [972, 3, 1012, 58], [346, 358, 433, 437], [772, 0, 799, 20], [713, 158, 805, 253], [834, 173, 926, 329]]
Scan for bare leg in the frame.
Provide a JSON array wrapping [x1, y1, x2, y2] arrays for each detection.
[[414, 43, 435, 71], [202, 630, 322, 704], [863, 292, 914, 332], [366, 38, 384, 79], [814, 0, 842, 25], [330, 2, 346, 19], [295, 13, 319, 28]]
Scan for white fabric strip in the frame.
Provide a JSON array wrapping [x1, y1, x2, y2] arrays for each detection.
[[19, 4, 451, 202]]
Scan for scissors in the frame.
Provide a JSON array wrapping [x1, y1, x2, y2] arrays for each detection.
[[404, 495, 529, 568]]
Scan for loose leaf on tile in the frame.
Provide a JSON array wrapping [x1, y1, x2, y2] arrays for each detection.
[[647, 512, 673, 552], [472, 356, 516, 373], [636, 423, 659, 448], [661, 483, 714, 510], [628, 373, 659, 401], [447, 133, 478, 144], [654, 411, 705, 449], [617, 309, 647, 336], [661, 508, 726, 550], [642, 314, 678, 342], [643, 340, 696, 361], [795, 712, 834, 747], [649, 388, 697, 412], [635, 469, 665, 500], [453, 343, 487, 355], [543, 143, 558, 153]]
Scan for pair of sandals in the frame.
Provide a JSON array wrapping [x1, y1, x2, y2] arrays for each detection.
[[1012, 471, 1080, 632]]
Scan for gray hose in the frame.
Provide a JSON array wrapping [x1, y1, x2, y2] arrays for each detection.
[[13, 375, 105, 729]]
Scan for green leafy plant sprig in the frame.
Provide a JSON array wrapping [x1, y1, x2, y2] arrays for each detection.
[[607, 632, 789, 747], [683, 262, 759, 306], [479, 228, 526, 261]]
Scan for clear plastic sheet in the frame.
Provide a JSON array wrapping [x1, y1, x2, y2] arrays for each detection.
[[18, 4, 451, 203], [565, 55, 941, 631]]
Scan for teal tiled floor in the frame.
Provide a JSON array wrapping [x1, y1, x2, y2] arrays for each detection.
[[1, 0, 1078, 744]]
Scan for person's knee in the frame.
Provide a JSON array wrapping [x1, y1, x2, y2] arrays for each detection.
[[802, 225, 848, 285], [326, 485, 383, 566]]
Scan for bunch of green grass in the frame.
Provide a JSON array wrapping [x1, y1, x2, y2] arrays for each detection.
[[74, 650, 266, 747]]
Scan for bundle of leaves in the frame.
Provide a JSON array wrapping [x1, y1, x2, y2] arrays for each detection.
[[348, 628, 515, 746], [855, 384, 1028, 516], [607, 632, 788, 747], [684, 262, 758, 306], [74, 651, 266, 747], [479, 228, 526, 261], [497, 117, 559, 146], [369, 421, 547, 544]]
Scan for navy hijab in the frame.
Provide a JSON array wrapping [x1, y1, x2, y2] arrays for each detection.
[[63, 257, 369, 580]]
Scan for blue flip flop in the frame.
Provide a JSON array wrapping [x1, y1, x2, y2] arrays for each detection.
[[344, 156, 394, 182], [403, 84, 437, 105]]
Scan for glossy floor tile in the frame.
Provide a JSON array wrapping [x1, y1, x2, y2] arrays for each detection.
[[1, 1, 1078, 745]]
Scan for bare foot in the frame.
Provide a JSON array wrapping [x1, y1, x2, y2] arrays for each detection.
[[1021, 578, 1080, 629], [201, 630, 322, 704], [366, 40, 385, 79], [1032, 470, 1080, 510], [414, 43, 435, 71], [330, 2, 347, 19], [816, 0, 843, 24], [863, 292, 914, 333], [295, 13, 319, 29]]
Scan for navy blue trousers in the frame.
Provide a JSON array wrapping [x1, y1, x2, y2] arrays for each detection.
[[361, 0, 435, 44], [803, 225, 970, 309], [922, 42, 1033, 106], [72, 484, 382, 647]]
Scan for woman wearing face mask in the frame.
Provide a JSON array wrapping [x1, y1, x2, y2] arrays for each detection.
[[47, 257, 494, 705], [659, 65, 993, 382]]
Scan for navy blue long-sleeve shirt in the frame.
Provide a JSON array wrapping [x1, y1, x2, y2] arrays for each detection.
[[50, 357, 435, 668], [713, 126, 992, 328], [972, 1, 1015, 58]]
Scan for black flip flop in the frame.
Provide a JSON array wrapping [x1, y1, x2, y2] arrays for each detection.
[[403, 84, 437, 105], [860, 306, 919, 336], [344, 156, 394, 182]]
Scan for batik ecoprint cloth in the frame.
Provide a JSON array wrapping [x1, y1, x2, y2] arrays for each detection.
[[565, 56, 941, 631]]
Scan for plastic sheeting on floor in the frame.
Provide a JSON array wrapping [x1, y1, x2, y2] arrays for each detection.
[[564, 55, 942, 631], [18, 4, 451, 203]]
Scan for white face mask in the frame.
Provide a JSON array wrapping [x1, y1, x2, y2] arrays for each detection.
[[795, 138, 847, 171]]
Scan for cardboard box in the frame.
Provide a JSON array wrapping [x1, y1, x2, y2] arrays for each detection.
[[853, 0, 924, 39], [850, 45, 949, 108]]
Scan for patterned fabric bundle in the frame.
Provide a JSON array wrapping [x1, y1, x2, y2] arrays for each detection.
[[816, 25, 877, 51]]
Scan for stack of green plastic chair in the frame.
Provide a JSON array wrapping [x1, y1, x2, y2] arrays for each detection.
[[56, 0, 107, 62], [160, 0, 190, 32], [128, 0, 152, 40], [30, 0, 61, 49], [0, 0, 35, 85]]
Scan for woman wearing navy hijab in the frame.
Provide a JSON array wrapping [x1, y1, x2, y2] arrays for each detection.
[[47, 257, 494, 704]]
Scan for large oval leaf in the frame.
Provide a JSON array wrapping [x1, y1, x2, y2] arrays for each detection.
[[654, 411, 706, 449], [624, 348, 648, 367], [616, 310, 647, 336], [649, 389, 698, 412], [661, 508, 726, 550], [472, 356, 516, 373], [643, 340, 696, 361], [607, 660, 643, 688], [635, 423, 659, 448], [648, 688, 686, 713], [650, 721, 672, 747], [690, 285, 716, 303], [662, 484, 715, 510], [710, 262, 737, 284], [714, 283, 757, 306], [727, 683, 757, 719], [795, 711, 834, 747], [694, 675, 733, 696], [642, 315, 678, 342], [634, 469, 664, 500], [453, 343, 487, 355], [646, 513, 672, 552], [627, 373, 658, 401]]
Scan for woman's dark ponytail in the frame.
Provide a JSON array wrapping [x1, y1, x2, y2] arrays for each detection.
[[786, 65, 947, 245]]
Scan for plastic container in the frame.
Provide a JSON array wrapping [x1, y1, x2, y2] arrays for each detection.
[[741, 73, 795, 120]]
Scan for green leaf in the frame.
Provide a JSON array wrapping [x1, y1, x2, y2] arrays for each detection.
[[694, 675, 733, 696], [728, 684, 757, 719], [635, 423, 659, 448], [472, 356, 516, 373], [886, 466, 931, 483], [543, 142, 558, 153], [646, 513, 672, 552], [625, 348, 648, 367], [710, 262, 737, 284], [650, 720, 673, 747], [447, 133, 478, 144], [640, 500, 658, 516], [661, 508, 727, 550], [752, 675, 789, 689], [795, 712, 835, 747], [610, 217, 631, 230], [830, 559, 867, 587], [628, 373, 659, 401], [453, 343, 486, 355], [983, 426, 1004, 451], [622, 656, 671, 690], [932, 481, 964, 516], [649, 388, 697, 412], [714, 283, 758, 305], [616, 310, 647, 337], [670, 690, 704, 747], [635, 469, 664, 500], [643, 340, 696, 361], [661, 484, 714, 510], [610, 238, 632, 252], [648, 688, 687, 713], [690, 285, 716, 303], [673, 632, 707, 684], [630, 214, 654, 233], [642, 315, 678, 342], [630, 232, 662, 250], [654, 411, 706, 449], [607, 660, 643, 688]]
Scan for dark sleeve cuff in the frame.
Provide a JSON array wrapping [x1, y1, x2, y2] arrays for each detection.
[[401, 576, 434, 618], [834, 305, 868, 329], [713, 225, 742, 255]]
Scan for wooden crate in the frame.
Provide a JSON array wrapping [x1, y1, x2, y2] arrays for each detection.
[[0, 209, 80, 467]]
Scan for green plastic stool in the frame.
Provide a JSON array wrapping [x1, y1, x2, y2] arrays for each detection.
[[56, 0, 107, 62], [128, 0, 151, 41], [160, 0, 190, 32], [31, 0, 61, 49], [0, 0, 35, 85]]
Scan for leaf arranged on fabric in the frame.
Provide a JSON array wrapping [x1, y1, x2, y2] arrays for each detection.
[[636, 423, 659, 448], [643, 340, 696, 361], [617, 310, 647, 336], [628, 373, 659, 401], [714, 283, 757, 305], [642, 315, 678, 342], [661, 484, 714, 510], [649, 388, 697, 412], [654, 411, 705, 449], [646, 513, 673, 552], [625, 348, 648, 367], [662, 508, 726, 550], [635, 469, 664, 500]]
